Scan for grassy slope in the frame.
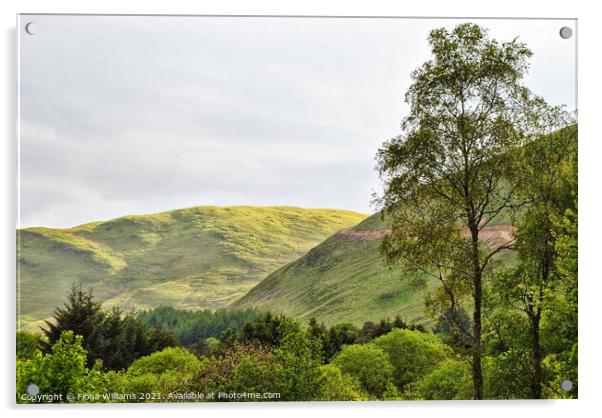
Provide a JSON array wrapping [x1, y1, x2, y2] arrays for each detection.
[[233, 212, 515, 327], [17, 206, 367, 331], [233, 213, 440, 326]]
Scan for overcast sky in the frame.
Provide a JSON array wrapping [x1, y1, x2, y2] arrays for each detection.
[[18, 16, 576, 228]]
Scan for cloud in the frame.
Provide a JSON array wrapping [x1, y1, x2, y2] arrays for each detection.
[[18, 16, 576, 227]]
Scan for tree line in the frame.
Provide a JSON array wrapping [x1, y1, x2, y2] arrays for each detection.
[[17, 284, 575, 402]]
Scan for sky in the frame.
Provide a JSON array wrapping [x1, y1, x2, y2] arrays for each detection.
[[18, 15, 576, 228]]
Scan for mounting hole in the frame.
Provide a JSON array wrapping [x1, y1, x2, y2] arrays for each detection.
[[559, 26, 573, 39], [560, 379, 573, 392], [24, 21, 35, 35], [26, 383, 39, 396]]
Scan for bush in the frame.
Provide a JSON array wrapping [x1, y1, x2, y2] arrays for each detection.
[[191, 344, 283, 401], [541, 344, 578, 399], [124, 347, 202, 399], [372, 329, 450, 390], [188, 336, 221, 358], [332, 344, 394, 398], [319, 364, 364, 400], [404, 359, 472, 400], [128, 347, 201, 377], [273, 328, 325, 400], [17, 331, 109, 403], [189, 325, 326, 401], [483, 350, 532, 399], [17, 332, 44, 360]]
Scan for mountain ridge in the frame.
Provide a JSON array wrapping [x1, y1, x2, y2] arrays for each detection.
[[17, 205, 367, 331]]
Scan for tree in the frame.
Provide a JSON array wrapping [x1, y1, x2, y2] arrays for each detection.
[[42, 286, 177, 371], [41, 285, 103, 366], [319, 364, 364, 401], [307, 318, 358, 363], [191, 343, 281, 401], [332, 344, 395, 399], [17, 332, 44, 360], [138, 305, 258, 346], [375, 23, 570, 398], [321, 323, 358, 362], [17, 331, 108, 403], [404, 359, 472, 400], [540, 199, 578, 398], [125, 347, 203, 400], [273, 327, 325, 400], [235, 311, 300, 348], [372, 329, 450, 391], [483, 351, 532, 399], [495, 127, 576, 398]]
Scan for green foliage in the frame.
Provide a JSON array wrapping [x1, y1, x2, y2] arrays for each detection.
[[374, 22, 575, 400], [128, 347, 201, 376], [272, 327, 325, 400], [192, 344, 282, 401], [492, 126, 577, 398], [372, 328, 450, 390], [42, 287, 177, 371], [41, 286, 103, 362], [357, 316, 425, 343], [190, 321, 325, 401], [542, 344, 577, 399], [234, 311, 302, 348], [318, 364, 364, 401], [139, 306, 259, 346], [308, 319, 358, 362], [17, 331, 108, 403], [17, 332, 44, 360], [483, 351, 532, 399], [404, 359, 472, 400], [433, 308, 472, 353], [545, 201, 578, 357], [147, 326, 180, 352], [481, 310, 530, 356], [123, 347, 202, 398], [332, 344, 395, 399]]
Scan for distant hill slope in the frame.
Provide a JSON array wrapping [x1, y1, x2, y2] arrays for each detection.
[[17, 206, 367, 331], [233, 213, 515, 326]]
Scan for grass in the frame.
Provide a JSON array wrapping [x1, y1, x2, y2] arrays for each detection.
[[233, 212, 440, 326], [17, 205, 367, 331], [233, 210, 516, 327]]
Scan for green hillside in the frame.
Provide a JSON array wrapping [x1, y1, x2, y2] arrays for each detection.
[[233, 213, 437, 326], [233, 213, 515, 326], [17, 206, 367, 331]]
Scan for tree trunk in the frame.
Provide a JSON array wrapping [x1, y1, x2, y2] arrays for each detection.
[[530, 243, 549, 399], [469, 223, 484, 400], [530, 312, 542, 399], [471, 269, 484, 399]]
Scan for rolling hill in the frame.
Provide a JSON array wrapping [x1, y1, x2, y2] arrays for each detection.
[[17, 206, 367, 331], [233, 213, 515, 327]]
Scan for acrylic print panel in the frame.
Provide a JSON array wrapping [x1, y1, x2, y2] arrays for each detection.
[[17, 15, 577, 403]]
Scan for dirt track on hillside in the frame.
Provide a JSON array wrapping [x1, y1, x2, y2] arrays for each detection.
[[334, 225, 516, 249]]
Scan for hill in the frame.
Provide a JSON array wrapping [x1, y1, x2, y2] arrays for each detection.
[[17, 206, 367, 331], [233, 213, 515, 326]]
